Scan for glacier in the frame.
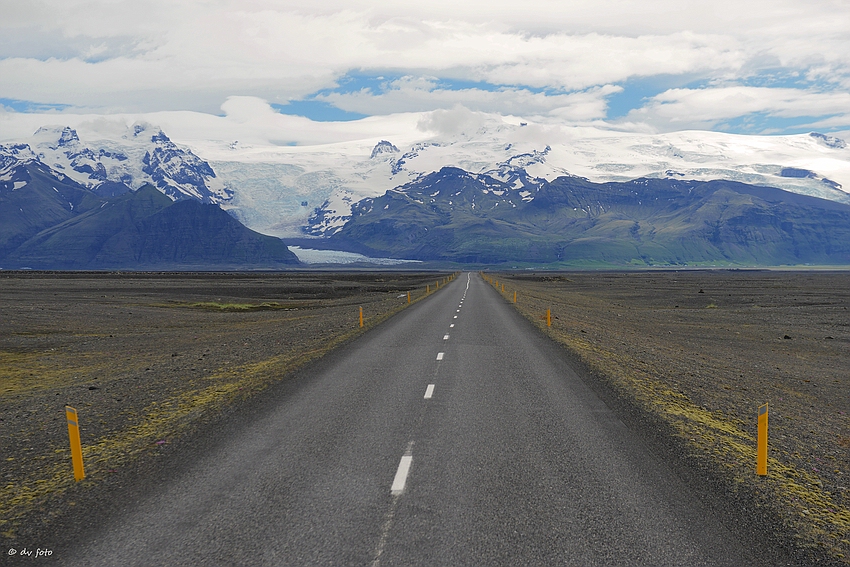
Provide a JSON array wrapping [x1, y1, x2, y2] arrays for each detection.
[[3, 113, 850, 240]]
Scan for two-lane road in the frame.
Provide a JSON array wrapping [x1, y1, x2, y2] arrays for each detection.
[[62, 273, 754, 566]]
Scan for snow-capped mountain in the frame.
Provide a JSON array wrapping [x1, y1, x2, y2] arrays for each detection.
[[4, 115, 850, 240], [0, 143, 39, 191], [196, 124, 850, 238], [6, 124, 232, 204], [320, 165, 850, 266]]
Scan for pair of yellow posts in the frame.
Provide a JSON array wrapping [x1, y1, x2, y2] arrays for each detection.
[[62, 278, 770, 481], [64, 405, 769, 481]]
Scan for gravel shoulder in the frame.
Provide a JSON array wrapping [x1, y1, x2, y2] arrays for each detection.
[[0, 271, 452, 548], [495, 270, 849, 564]]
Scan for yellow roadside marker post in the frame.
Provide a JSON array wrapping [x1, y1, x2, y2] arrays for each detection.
[[359, 306, 364, 328], [546, 309, 551, 327], [65, 406, 85, 481], [427, 284, 430, 293], [407, 291, 411, 304], [514, 291, 517, 303], [757, 403, 768, 476]]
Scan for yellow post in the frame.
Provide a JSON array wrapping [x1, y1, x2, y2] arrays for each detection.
[[407, 291, 411, 304], [513, 291, 517, 303], [427, 284, 430, 293], [501, 284, 505, 293], [65, 406, 85, 481], [757, 403, 768, 476], [546, 309, 551, 327], [359, 306, 364, 328]]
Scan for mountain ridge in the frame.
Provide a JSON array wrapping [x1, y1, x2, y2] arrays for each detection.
[[4, 119, 850, 239], [0, 158, 299, 270], [322, 167, 850, 266], [4, 121, 850, 267]]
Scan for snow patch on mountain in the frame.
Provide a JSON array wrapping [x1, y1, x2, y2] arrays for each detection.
[[16, 124, 231, 204], [305, 189, 359, 236], [0, 144, 37, 182], [810, 132, 846, 149], [370, 140, 400, 159]]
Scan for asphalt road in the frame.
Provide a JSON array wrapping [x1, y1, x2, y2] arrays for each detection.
[[60, 272, 755, 566]]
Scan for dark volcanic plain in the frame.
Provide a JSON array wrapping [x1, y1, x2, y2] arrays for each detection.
[[1, 270, 848, 564], [498, 270, 849, 564], [0, 271, 446, 548]]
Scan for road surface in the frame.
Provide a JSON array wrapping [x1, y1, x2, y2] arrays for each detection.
[[59, 273, 756, 566]]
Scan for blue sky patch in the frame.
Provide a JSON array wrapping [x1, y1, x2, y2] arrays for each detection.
[[716, 112, 840, 135], [0, 98, 70, 113], [271, 100, 367, 122], [606, 75, 716, 119]]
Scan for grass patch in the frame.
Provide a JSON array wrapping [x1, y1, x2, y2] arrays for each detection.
[[0, 351, 111, 395], [156, 301, 308, 311]]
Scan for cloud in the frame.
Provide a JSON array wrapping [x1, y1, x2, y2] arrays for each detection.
[[0, 1, 848, 136], [317, 76, 621, 120], [416, 106, 492, 137], [622, 86, 850, 132], [221, 96, 281, 124]]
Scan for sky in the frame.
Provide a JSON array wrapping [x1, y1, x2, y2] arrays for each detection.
[[2, 0, 850, 140]]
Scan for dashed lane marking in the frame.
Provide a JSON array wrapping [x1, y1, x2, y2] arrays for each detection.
[[436, 352, 444, 361], [443, 334, 450, 340], [424, 384, 435, 399], [391, 455, 413, 495]]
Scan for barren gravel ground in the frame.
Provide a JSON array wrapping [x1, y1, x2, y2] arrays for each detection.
[[0, 271, 451, 546], [496, 270, 849, 564]]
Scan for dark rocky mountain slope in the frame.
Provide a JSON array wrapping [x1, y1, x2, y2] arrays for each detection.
[[324, 167, 850, 266], [0, 159, 299, 270]]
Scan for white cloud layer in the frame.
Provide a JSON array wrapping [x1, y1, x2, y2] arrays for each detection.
[[1, 1, 849, 134], [621, 86, 850, 132]]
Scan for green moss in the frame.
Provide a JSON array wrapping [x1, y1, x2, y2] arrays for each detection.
[[0, 350, 110, 394]]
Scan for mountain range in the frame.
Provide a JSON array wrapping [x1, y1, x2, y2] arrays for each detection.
[[318, 167, 850, 266], [0, 151, 298, 270], [2, 120, 850, 267]]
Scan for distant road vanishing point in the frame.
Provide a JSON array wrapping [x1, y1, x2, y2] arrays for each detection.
[[60, 273, 762, 566]]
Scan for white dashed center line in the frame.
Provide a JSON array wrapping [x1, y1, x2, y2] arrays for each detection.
[[449, 324, 454, 328], [391, 455, 413, 495], [424, 384, 435, 399], [453, 315, 457, 319], [443, 334, 450, 340], [436, 352, 444, 361]]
